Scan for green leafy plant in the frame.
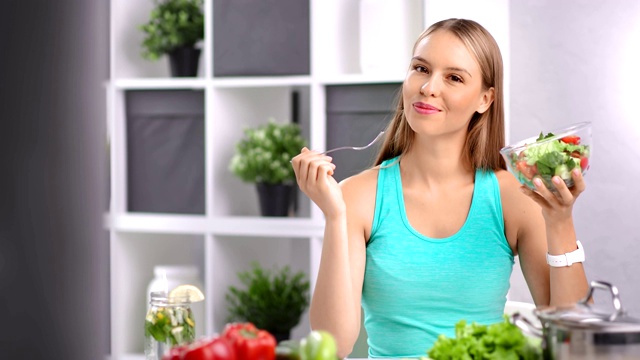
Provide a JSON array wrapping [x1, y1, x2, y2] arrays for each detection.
[[229, 120, 307, 185], [426, 316, 542, 360], [139, 0, 204, 60], [226, 262, 310, 336]]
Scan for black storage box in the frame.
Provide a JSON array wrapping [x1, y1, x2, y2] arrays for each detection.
[[326, 84, 401, 182], [126, 90, 205, 214], [213, 0, 310, 76]]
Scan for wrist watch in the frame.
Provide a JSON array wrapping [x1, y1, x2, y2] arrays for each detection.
[[547, 241, 585, 267]]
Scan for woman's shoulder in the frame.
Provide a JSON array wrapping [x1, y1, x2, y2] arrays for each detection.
[[494, 168, 543, 240], [340, 166, 380, 234], [494, 169, 532, 208], [493, 169, 522, 192], [340, 166, 380, 198]]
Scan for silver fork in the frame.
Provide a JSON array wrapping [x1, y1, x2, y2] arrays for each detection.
[[320, 131, 385, 155], [290, 131, 385, 162]]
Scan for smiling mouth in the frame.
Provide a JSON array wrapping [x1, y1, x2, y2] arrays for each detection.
[[413, 102, 440, 115]]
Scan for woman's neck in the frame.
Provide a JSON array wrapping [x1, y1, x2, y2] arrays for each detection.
[[400, 134, 474, 188]]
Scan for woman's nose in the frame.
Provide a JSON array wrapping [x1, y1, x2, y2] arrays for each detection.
[[420, 77, 440, 97]]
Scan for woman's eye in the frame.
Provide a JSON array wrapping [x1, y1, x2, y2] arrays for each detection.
[[450, 74, 463, 83], [414, 65, 428, 73]]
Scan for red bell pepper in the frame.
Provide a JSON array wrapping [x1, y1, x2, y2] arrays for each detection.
[[182, 336, 236, 360], [161, 343, 188, 360], [222, 322, 277, 360]]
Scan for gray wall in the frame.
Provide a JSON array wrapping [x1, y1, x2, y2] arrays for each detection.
[[507, 0, 640, 314], [0, 1, 109, 359]]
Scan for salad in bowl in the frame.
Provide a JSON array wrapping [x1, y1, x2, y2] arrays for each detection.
[[500, 122, 592, 191]]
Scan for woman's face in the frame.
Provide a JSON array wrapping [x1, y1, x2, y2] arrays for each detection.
[[403, 30, 494, 139]]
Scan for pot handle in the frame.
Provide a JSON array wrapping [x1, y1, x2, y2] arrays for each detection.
[[511, 312, 543, 338], [578, 280, 624, 321]]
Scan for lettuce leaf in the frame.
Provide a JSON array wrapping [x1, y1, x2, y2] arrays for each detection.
[[426, 316, 542, 360]]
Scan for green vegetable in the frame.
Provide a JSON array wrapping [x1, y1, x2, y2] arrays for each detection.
[[426, 316, 541, 360], [299, 330, 338, 360], [508, 130, 590, 189], [536, 132, 556, 141], [522, 134, 588, 178], [276, 340, 302, 360]]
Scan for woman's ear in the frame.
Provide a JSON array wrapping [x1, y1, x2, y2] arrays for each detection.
[[476, 87, 495, 114]]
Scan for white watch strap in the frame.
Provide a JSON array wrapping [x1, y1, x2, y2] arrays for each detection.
[[546, 241, 585, 267]]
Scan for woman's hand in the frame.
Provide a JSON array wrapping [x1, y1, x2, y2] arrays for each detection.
[[291, 148, 345, 218], [520, 168, 586, 227]]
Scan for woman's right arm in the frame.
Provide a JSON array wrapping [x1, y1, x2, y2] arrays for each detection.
[[291, 149, 372, 358]]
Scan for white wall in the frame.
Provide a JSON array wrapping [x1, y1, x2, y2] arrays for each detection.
[[507, 0, 640, 314]]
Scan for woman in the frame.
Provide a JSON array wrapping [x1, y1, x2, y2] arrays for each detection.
[[291, 18, 587, 358]]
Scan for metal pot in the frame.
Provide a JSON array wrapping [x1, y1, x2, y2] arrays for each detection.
[[514, 281, 640, 360]]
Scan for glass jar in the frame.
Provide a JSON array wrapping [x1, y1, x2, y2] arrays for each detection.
[[144, 291, 196, 360], [147, 265, 205, 339]]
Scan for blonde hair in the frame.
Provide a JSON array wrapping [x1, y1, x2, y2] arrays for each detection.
[[374, 18, 506, 171]]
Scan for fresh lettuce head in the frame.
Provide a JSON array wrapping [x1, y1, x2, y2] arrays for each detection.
[[427, 316, 542, 360]]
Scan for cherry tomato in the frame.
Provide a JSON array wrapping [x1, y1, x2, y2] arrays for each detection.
[[580, 156, 589, 170], [516, 160, 537, 180], [560, 135, 581, 145]]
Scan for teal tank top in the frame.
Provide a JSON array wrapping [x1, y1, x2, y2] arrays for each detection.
[[362, 157, 514, 358]]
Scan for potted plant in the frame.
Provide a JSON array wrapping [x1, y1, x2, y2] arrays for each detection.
[[229, 119, 307, 217], [225, 262, 310, 343], [139, 0, 204, 77]]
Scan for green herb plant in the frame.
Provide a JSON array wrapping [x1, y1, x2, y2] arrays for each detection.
[[229, 120, 307, 185], [426, 316, 542, 360], [139, 0, 204, 61], [226, 262, 310, 336]]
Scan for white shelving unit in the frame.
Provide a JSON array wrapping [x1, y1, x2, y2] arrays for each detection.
[[107, 1, 509, 358]]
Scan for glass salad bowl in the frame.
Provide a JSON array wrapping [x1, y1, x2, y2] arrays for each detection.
[[500, 122, 592, 191]]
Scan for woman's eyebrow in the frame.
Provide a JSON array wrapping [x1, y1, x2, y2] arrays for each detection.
[[411, 56, 472, 78]]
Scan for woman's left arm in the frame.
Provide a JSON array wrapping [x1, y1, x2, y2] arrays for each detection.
[[521, 168, 589, 306], [500, 169, 588, 307]]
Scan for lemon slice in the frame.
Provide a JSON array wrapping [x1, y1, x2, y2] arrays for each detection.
[[168, 284, 205, 303]]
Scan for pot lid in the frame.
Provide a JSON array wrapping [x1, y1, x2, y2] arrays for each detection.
[[536, 281, 640, 332]]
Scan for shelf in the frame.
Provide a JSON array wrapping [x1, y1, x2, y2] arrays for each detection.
[[106, 354, 144, 360], [212, 216, 323, 238], [213, 75, 312, 88], [112, 74, 410, 90], [113, 78, 207, 90], [110, 232, 206, 355], [111, 74, 407, 89], [107, 214, 324, 238], [107, 213, 208, 234], [108, 0, 425, 356], [316, 73, 405, 85]]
